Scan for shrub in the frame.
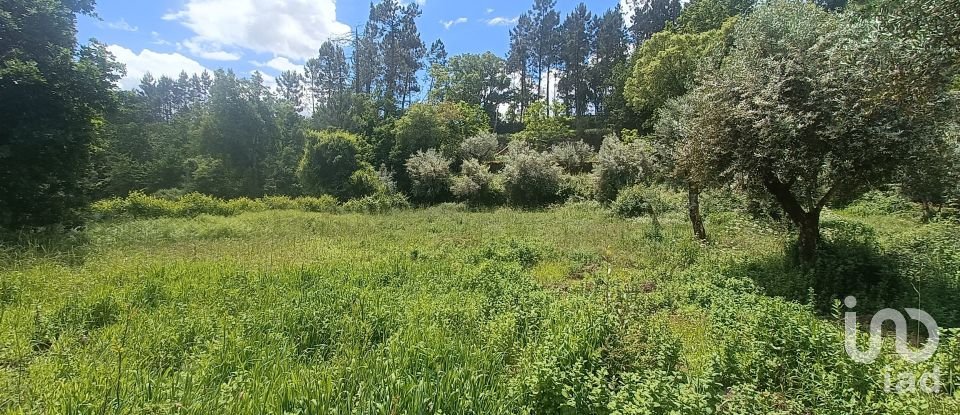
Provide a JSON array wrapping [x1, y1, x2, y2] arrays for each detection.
[[405, 149, 453, 203], [501, 142, 563, 208], [297, 130, 367, 200], [294, 196, 339, 213], [393, 102, 489, 166], [341, 193, 411, 214], [611, 185, 653, 218], [513, 101, 574, 149], [559, 174, 596, 202], [594, 135, 652, 203], [185, 156, 238, 198], [261, 195, 298, 210], [549, 141, 594, 174], [347, 165, 385, 199], [459, 132, 500, 162], [843, 189, 914, 217], [451, 159, 502, 206], [90, 193, 341, 220]]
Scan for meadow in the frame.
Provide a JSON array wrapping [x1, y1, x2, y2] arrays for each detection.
[[1, 194, 959, 414]]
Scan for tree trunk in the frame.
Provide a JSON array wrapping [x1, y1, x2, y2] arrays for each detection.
[[762, 174, 823, 266], [687, 185, 708, 242], [797, 212, 820, 265]]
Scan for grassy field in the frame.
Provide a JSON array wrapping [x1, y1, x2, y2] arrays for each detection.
[[1, 201, 959, 414]]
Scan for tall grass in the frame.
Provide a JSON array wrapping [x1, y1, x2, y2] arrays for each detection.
[[1, 202, 958, 413]]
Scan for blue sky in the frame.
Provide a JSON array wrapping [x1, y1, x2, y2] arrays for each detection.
[[79, 0, 630, 90]]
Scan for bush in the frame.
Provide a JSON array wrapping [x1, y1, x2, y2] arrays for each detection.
[[594, 135, 652, 203], [559, 174, 596, 202], [297, 130, 367, 200], [843, 189, 914, 217], [294, 196, 339, 213], [405, 149, 453, 203], [501, 141, 563, 208], [347, 165, 385, 199], [459, 132, 500, 162], [611, 185, 653, 218], [549, 141, 594, 174], [90, 193, 340, 220], [341, 193, 411, 214], [451, 159, 502, 206]]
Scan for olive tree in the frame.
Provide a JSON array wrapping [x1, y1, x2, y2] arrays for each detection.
[[678, 0, 960, 263]]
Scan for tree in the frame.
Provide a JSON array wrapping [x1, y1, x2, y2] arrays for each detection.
[[591, 6, 629, 121], [508, 14, 536, 120], [366, 0, 425, 116], [558, 3, 594, 129], [0, 0, 122, 228], [676, 0, 754, 33], [677, 0, 960, 263], [625, 18, 733, 242], [901, 125, 960, 220], [529, 0, 561, 109], [626, 21, 733, 126], [514, 102, 573, 149], [627, 0, 684, 43], [297, 130, 368, 199], [392, 102, 490, 169], [276, 70, 305, 112], [197, 70, 275, 197], [430, 53, 511, 130], [308, 40, 352, 129]]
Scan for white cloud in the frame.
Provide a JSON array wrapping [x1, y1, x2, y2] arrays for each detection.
[[103, 18, 138, 32], [486, 8, 495, 14], [485, 16, 518, 26], [107, 45, 209, 90], [163, 0, 351, 61], [252, 57, 303, 73], [182, 39, 243, 61], [441, 17, 468, 30], [150, 31, 173, 46]]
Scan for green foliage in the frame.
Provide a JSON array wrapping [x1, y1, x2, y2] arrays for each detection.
[[90, 192, 340, 220], [625, 22, 732, 120], [0, 0, 122, 228], [451, 159, 502, 206], [611, 185, 654, 218], [392, 102, 490, 167], [844, 190, 915, 217], [429, 52, 511, 127], [5, 201, 960, 412], [185, 155, 238, 198], [594, 135, 653, 202], [675, 0, 960, 261], [514, 102, 574, 149], [297, 130, 369, 200], [459, 132, 500, 162], [405, 149, 453, 203], [501, 142, 564, 207], [341, 192, 411, 214], [549, 141, 595, 174], [676, 0, 754, 33]]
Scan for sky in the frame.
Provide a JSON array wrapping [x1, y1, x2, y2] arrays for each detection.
[[78, 0, 632, 90]]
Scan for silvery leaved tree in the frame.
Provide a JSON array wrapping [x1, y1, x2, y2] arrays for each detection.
[[678, 0, 960, 263]]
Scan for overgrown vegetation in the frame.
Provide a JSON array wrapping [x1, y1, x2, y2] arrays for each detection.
[[2, 198, 959, 413]]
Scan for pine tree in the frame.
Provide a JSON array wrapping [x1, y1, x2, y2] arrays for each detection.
[[591, 6, 628, 120], [530, 0, 560, 110], [508, 14, 535, 120], [558, 3, 594, 127], [629, 0, 684, 43]]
